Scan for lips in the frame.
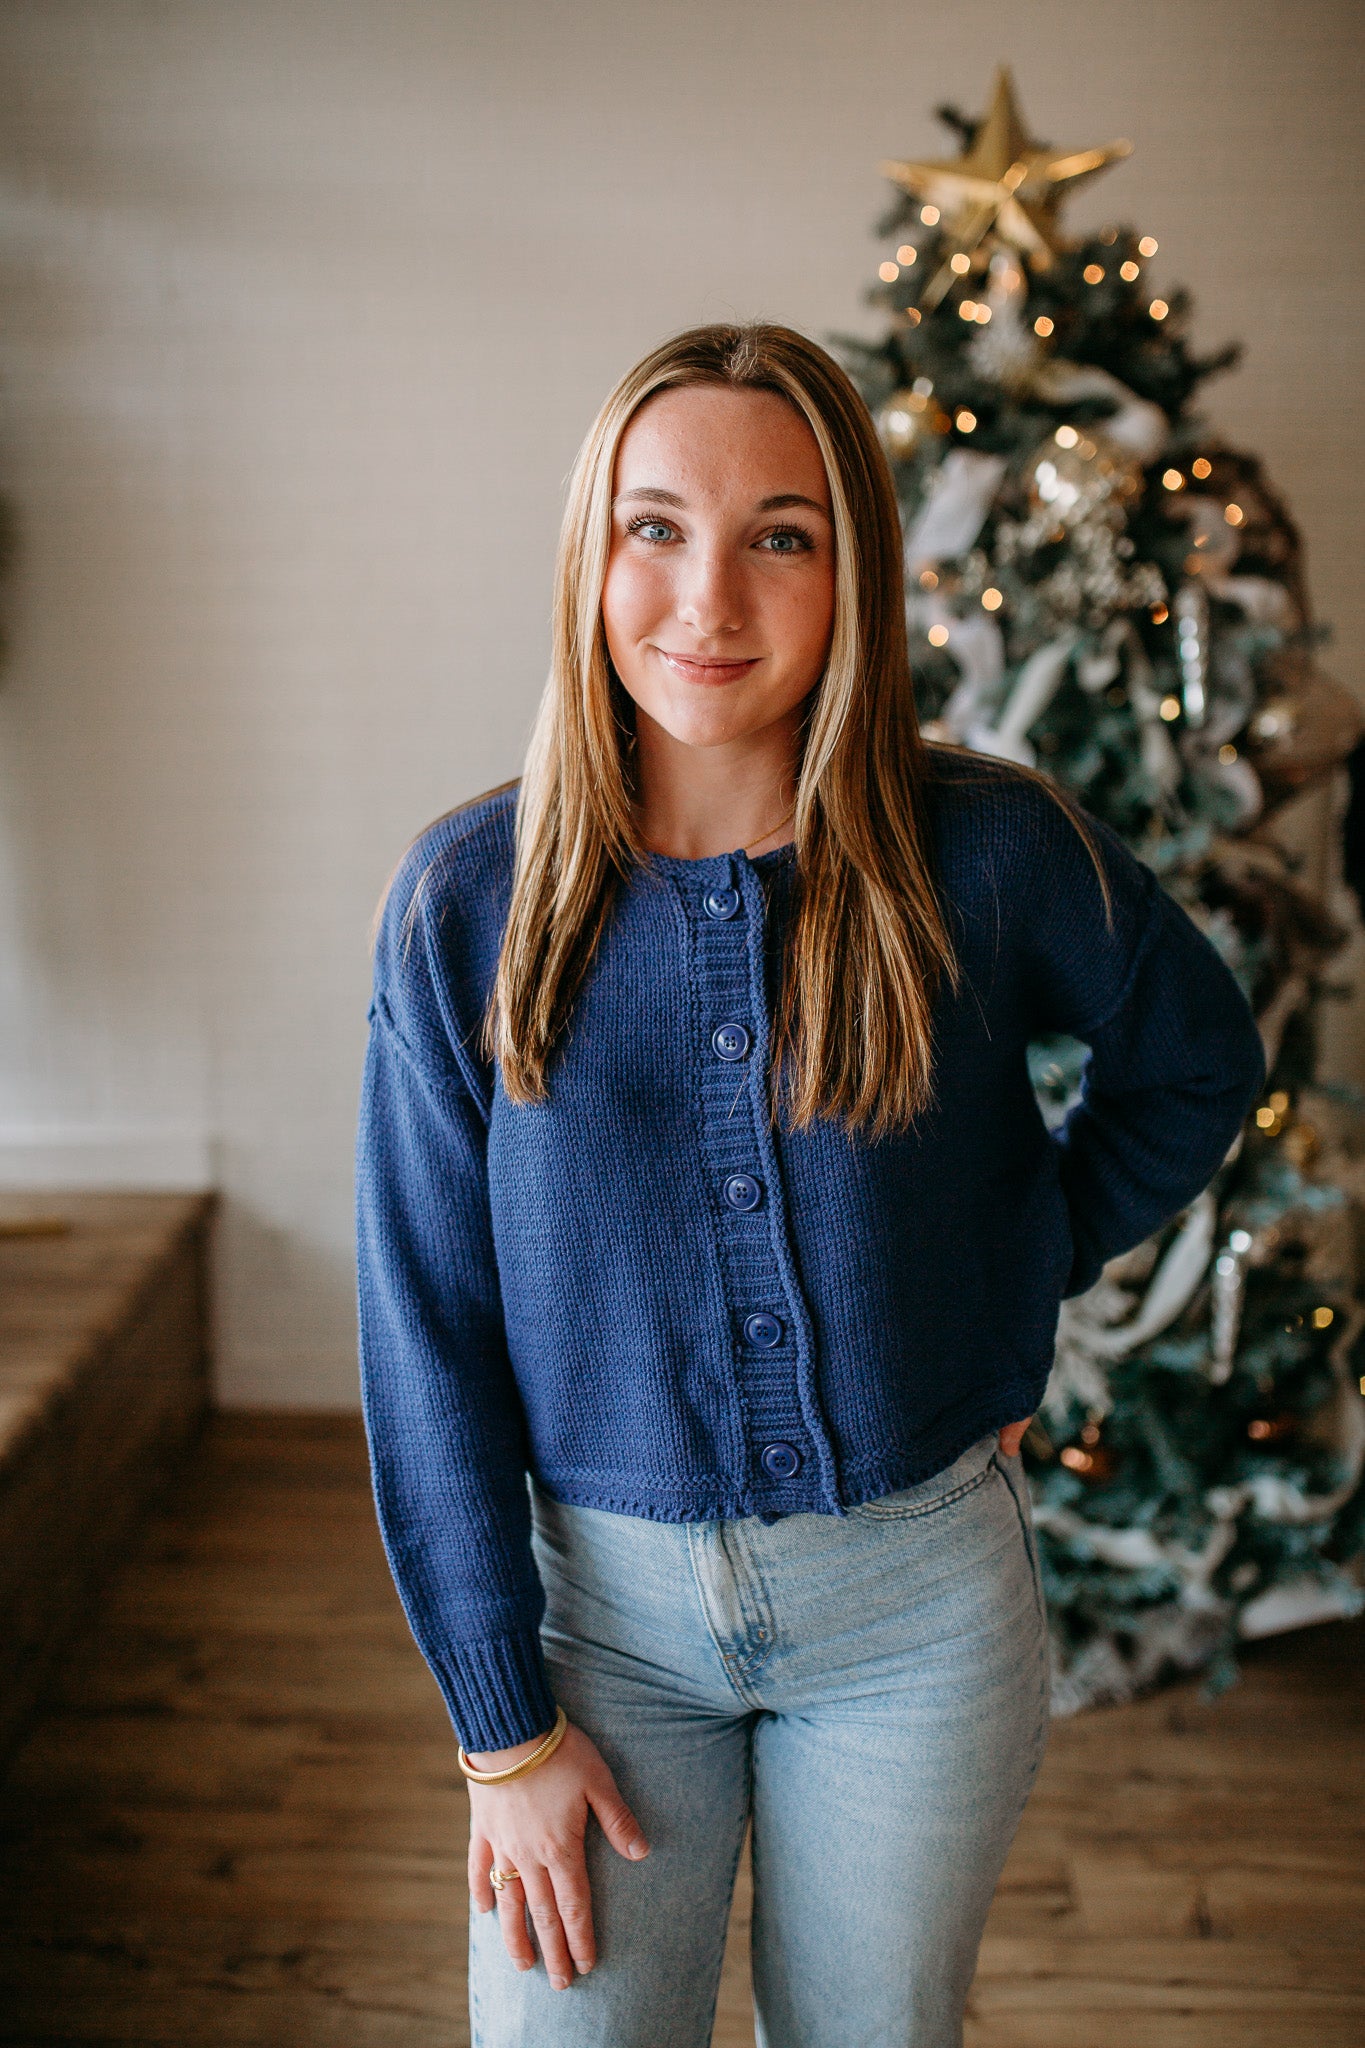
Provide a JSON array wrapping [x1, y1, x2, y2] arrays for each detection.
[[657, 650, 762, 684]]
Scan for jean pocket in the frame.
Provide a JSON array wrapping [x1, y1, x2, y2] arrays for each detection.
[[847, 1432, 999, 1521]]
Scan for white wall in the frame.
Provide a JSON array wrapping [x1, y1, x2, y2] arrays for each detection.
[[0, 0, 1361, 1405]]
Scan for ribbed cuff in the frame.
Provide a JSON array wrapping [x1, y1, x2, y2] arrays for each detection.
[[435, 1623, 559, 1755]]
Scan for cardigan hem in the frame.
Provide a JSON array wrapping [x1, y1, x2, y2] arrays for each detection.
[[526, 1381, 1049, 1526]]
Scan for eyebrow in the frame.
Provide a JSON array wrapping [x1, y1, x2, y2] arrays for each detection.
[[613, 486, 831, 519]]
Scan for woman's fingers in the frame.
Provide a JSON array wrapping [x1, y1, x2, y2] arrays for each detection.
[[468, 1830, 495, 1914], [585, 1773, 650, 1862], [547, 1849, 597, 1973], [998, 1417, 1032, 1458], [519, 1864, 577, 1989], [493, 1871, 538, 1971]]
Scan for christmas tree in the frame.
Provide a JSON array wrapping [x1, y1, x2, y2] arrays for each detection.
[[835, 69, 1365, 1710]]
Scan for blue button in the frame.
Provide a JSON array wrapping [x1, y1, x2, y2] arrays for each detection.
[[712, 1023, 751, 1062], [760, 1441, 802, 1480], [703, 885, 741, 921], [723, 1173, 763, 1212], [743, 1312, 783, 1349]]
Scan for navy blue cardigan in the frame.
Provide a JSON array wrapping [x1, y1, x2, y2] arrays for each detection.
[[355, 748, 1267, 1751]]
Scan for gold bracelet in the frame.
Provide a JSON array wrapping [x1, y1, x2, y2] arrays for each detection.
[[457, 1704, 568, 1785]]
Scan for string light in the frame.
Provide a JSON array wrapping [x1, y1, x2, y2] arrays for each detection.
[[1219, 743, 1238, 764], [1313, 1305, 1335, 1328], [1151, 603, 1169, 624], [879, 261, 900, 282], [959, 300, 978, 320], [1119, 260, 1139, 281], [1138, 235, 1159, 257], [1225, 502, 1245, 526], [1034, 315, 1054, 337], [1099, 227, 1118, 246], [976, 304, 992, 323], [950, 252, 971, 275], [896, 244, 918, 265], [1162, 468, 1185, 491], [1192, 457, 1213, 479], [1159, 695, 1181, 721], [920, 204, 940, 225], [981, 587, 1004, 611], [919, 568, 939, 590], [1055, 425, 1079, 448], [1083, 263, 1105, 284], [927, 623, 950, 646], [1149, 298, 1169, 320], [955, 409, 977, 432]]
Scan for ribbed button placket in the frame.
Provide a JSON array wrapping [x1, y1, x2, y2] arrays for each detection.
[[687, 854, 826, 1505]]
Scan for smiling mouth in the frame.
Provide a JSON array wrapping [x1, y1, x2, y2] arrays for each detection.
[[657, 650, 762, 682]]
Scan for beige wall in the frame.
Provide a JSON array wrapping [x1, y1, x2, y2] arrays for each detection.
[[0, 0, 1361, 1405]]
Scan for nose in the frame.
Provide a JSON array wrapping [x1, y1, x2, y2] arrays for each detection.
[[675, 543, 746, 641]]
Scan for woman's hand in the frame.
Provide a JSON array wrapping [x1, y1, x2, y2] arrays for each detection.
[[997, 1418, 1032, 1458], [466, 1719, 650, 1990]]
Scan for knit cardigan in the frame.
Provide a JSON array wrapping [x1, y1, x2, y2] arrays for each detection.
[[355, 747, 1267, 1752]]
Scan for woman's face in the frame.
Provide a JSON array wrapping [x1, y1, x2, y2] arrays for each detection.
[[601, 384, 836, 753]]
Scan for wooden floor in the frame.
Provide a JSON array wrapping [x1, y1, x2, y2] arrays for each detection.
[[0, 1416, 1361, 2047]]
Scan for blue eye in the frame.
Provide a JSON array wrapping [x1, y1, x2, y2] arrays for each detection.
[[760, 526, 814, 554], [627, 516, 675, 543]]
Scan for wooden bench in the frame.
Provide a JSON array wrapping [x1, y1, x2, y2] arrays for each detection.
[[0, 1190, 215, 1769]]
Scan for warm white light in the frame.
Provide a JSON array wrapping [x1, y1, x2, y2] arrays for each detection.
[[1150, 298, 1170, 321], [1138, 235, 1159, 257], [921, 205, 940, 225], [974, 304, 992, 323], [981, 587, 1004, 611], [950, 252, 971, 275], [959, 300, 977, 320], [1219, 743, 1238, 764], [1055, 424, 1080, 449], [1119, 260, 1140, 281], [1083, 263, 1105, 284], [1159, 696, 1181, 721], [879, 261, 900, 283], [919, 568, 939, 590], [1033, 315, 1054, 337], [1225, 502, 1245, 526], [927, 622, 950, 646], [955, 409, 977, 432], [1162, 468, 1185, 491], [1192, 457, 1212, 479], [896, 244, 918, 265]]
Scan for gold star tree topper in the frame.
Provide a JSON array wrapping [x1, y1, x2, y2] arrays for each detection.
[[882, 67, 1131, 301]]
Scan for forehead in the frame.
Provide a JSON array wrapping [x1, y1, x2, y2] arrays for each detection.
[[613, 384, 830, 501]]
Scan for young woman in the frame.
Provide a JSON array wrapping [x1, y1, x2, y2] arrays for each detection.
[[356, 323, 1266, 2047]]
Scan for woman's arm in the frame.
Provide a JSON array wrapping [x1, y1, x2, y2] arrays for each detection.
[[356, 848, 648, 1984], [1023, 798, 1268, 1299]]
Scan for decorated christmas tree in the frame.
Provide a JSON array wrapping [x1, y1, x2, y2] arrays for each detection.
[[835, 68, 1365, 1710]]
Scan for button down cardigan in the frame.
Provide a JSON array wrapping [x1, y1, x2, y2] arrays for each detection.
[[355, 747, 1267, 1752]]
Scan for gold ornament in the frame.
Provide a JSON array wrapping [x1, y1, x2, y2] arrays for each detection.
[[1025, 427, 1141, 532], [881, 67, 1131, 308], [1244, 649, 1365, 805], [876, 387, 947, 460]]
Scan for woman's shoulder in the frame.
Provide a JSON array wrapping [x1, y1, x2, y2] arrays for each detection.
[[369, 782, 520, 1077]]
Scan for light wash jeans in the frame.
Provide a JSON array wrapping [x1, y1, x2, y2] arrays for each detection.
[[469, 1433, 1050, 2048]]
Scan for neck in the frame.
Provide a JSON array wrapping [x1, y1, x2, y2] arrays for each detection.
[[632, 709, 802, 861]]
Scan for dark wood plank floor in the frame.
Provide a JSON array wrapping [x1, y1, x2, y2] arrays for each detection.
[[0, 1414, 1360, 2046]]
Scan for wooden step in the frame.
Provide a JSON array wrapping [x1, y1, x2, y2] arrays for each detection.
[[0, 1190, 216, 1768]]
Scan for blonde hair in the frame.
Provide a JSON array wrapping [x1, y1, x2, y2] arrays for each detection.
[[405, 322, 1111, 1137]]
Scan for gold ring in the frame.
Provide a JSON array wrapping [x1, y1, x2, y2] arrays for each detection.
[[489, 1865, 519, 1892]]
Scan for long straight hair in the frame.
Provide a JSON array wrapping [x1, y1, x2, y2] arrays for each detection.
[[470, 322, 1111, 1137]]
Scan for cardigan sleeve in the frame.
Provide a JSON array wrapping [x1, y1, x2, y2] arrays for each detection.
[[1022, 793, 1268, 1300], [355, 862, 558, 1755]]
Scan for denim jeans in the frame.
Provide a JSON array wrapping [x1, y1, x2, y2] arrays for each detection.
[[468, 1433, 1050, 2047]]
